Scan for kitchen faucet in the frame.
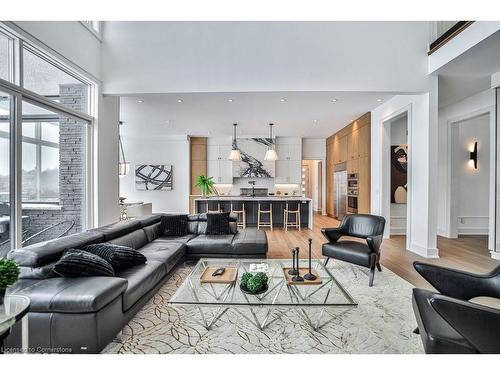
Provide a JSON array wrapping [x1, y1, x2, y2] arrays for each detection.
[[248, 180, 256, 197]]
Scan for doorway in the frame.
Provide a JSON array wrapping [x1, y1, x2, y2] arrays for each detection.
[[302, 160, 323, 214]]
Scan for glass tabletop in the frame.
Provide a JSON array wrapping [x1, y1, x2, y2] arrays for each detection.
[[170, 258, 357, 307], [0, 295, 31, 335]]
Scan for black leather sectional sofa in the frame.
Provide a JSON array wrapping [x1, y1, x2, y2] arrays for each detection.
[[5, 213, 268, 353]]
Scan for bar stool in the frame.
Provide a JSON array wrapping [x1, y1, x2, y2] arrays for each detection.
[[231, 201, 246, 229], [257, 201, 273, 230], [284, 201, 301, 231], [206, 200, 221, 213]]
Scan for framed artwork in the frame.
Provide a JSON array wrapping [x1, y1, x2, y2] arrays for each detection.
[[135, 164, 173, 191], [390, 145, 407, 204]]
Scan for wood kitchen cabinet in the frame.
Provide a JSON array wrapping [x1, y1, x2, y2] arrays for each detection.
[[347, 129, 358, 161], [326, 112, 371, 217], [358, 156, 370, 213], [358, 123, 370, 158], [337, 136, 347, 163]]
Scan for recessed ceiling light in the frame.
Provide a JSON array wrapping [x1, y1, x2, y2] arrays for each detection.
[[377, 98, 383, 102], [177, 99, 183, 103], [228, 99, 234, 102], [280, 98, 287, 102], [332, 98, 338, 102], [137, 99, 144, 103], [313, 119, 319, 123]]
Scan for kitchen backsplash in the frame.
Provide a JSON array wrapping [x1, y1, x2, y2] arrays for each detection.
[[214, 178, 300, 196]]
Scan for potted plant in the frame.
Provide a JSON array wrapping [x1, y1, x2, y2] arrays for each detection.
[[195, 175, 219, 197], [0, 258, 20, 305]]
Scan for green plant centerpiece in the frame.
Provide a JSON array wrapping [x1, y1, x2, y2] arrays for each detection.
[[195, 175, 219, 197], [0, 258, 20, 304], [240, 272, 269, 294]]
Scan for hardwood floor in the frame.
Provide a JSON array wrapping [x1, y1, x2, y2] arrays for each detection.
[[265, 214, 499, 289]]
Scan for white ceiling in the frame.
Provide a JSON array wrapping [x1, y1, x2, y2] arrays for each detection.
[[438, 30, 500, 108], [103, 21, 431, 95], [120, 91, 394, 138]]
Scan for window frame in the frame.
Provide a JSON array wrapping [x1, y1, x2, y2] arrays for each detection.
[[80, 21, 102, 41], [0, 22, 97, 249]]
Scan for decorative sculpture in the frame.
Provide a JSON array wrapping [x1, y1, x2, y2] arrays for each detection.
[[304, 238, 317, 281], [292, 247, 304, 282]]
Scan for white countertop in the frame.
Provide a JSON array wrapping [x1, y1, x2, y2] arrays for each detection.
[[194, 196, 312, 201]]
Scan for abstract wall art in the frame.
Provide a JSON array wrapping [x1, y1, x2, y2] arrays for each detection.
[[135, 164, 173, 191], [390, 145, 408, 203], [233, 138, 275, 178]]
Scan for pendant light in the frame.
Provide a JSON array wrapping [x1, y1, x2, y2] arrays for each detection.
[[229, 123, 241, 161], [264, 123, 278, 161], [118, 122, 130, 176]]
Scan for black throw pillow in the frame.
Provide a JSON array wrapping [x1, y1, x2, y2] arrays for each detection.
[[206, 212, 232, 235], [83, 243, 146, 270], [53, 249, 115, 277], [161, 214, 188, 236]]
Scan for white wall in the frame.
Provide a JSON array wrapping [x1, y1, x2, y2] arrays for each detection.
[[453, 114, 490, 235], [11, 21, 102, 80], [371, 85, 439, 258], [390, 115, 408, 235], [102, 21, 432, 95], [96, 96, 120, 225], [119, 134, 190, 214], [437, 88, 495, 249]]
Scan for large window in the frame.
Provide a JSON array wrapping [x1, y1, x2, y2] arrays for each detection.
[[0, 23, 95, 252]]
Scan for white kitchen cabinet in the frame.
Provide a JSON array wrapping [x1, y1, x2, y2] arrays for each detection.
[[207, 141, 233, 183], [274, 138, 302, 184]]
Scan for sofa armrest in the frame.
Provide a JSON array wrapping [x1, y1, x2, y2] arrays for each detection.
[[431, 294, 500, 353], [321, 228, 344, 243], [414, 262, 500, 300]]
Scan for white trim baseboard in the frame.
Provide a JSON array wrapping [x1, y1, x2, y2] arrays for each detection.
[[491, 251, 500, 261], [409, 243, 440, 258]]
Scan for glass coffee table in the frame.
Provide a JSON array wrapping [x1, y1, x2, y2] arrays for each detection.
[[169, 258, 357, 331], [1, 295, 30, 354]]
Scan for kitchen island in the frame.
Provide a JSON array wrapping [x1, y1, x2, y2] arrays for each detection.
[[194, 196, 313, 229]]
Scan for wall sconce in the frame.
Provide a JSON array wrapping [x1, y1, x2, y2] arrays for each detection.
[[469, 141, 478, 169]]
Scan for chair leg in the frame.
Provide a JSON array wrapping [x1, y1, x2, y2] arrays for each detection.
[[270, 210, 273, 231], [376, 262, 382, 272], [298, 210, 301, 231], [369, 266, 375, 287], [323, 257, 330, 267]]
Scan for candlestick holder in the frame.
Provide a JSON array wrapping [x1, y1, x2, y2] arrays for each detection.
[[288, 248, 298, 275], [304, 238, 317, 281], [292, 247, 304, 282]]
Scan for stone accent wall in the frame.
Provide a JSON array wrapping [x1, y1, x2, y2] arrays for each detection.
[[21, 84, 88, 245]]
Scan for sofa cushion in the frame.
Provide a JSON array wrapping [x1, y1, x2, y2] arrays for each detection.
[[7, 276, 128, 313], [108, 229, 149, 250], [412, 288, 476, 354], [8, 231, 105, 268], [161, 215, 188, 236], [206, 212, 231, 235], [53, 249, 115, 277], [187, 214, 199, 234], [156, 234, 197, 244], [92, 220, 142, 242], [137, 214, 162, 228], [322, 240, 372, 268], [186, 234, 235, 255], [143, 222, 162, 242], [83, 243, 146, 270], [232, 228, 268, 255], [116, 260, 166, 311], [139, 241, 186, 273]]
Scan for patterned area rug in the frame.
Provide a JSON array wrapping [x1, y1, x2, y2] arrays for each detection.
[[103, 260, 423, 354]]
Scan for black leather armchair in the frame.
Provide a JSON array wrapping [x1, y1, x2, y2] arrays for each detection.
[[412, 261, 500, 353], [321, 214, 385, 286]]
